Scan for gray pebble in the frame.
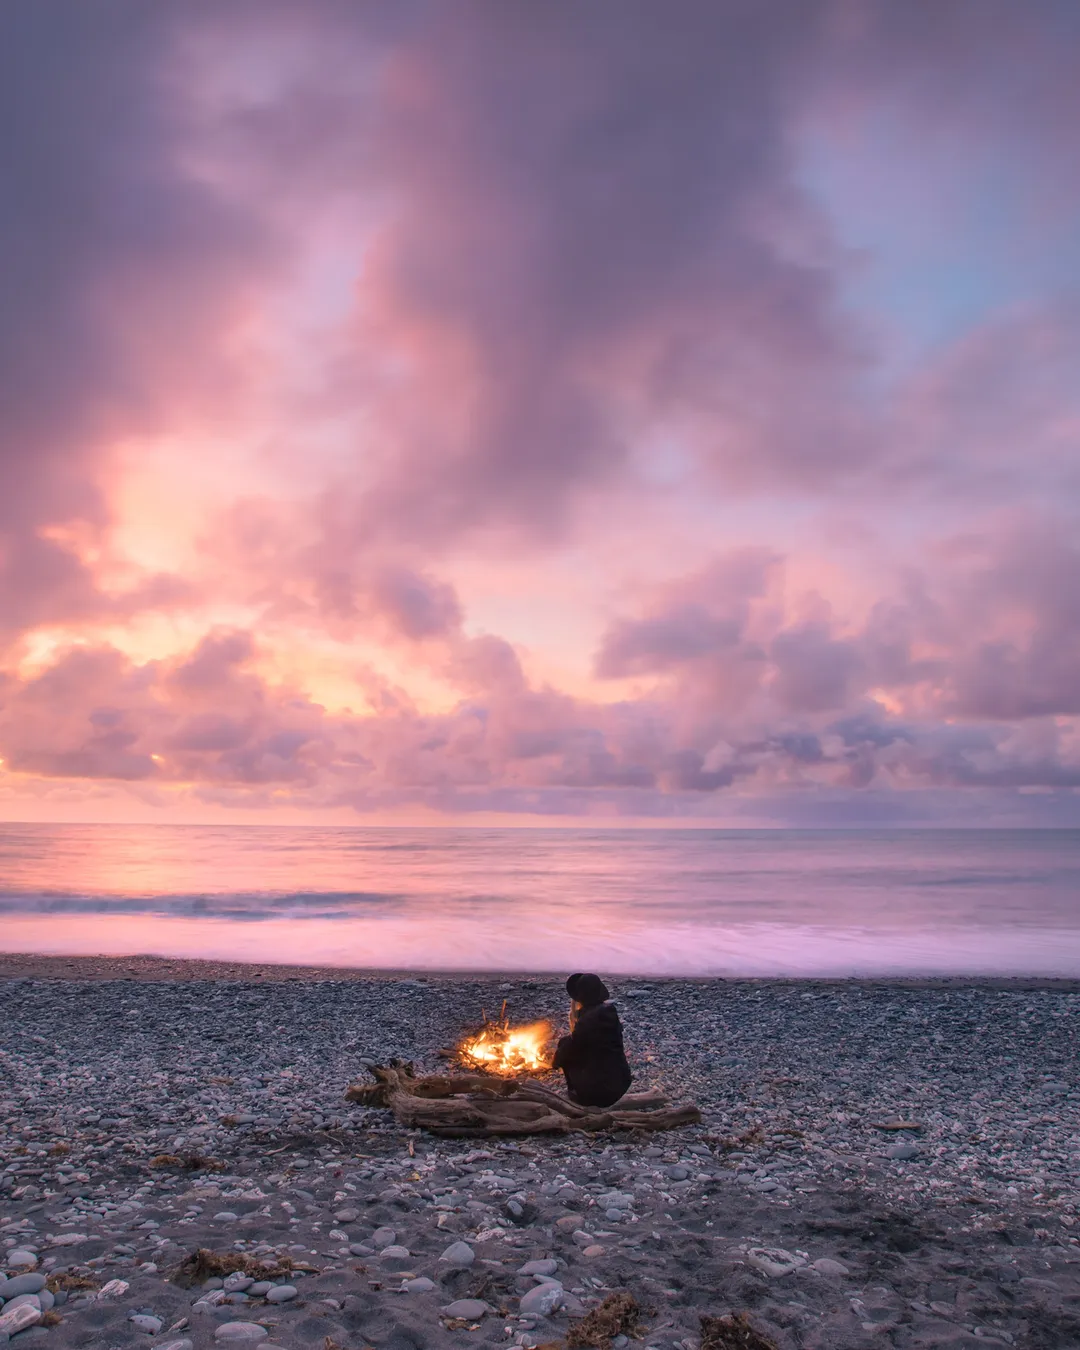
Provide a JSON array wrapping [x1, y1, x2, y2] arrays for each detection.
[[440, 1240, 475, 1268], [404, 1277, 435, 1293], [265, 1285, 298, 1303], [129, 1313, 164, 1334], [371, 1226, 397, 1249], [520, 1283, 564, 1316], [444, 1298, 489, 1319], [0, 1277, 45, 1299]]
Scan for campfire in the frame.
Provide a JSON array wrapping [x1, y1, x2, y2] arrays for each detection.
[[457, 1004, 553, 1076]]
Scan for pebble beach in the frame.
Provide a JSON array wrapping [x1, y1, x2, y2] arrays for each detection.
[[2, 956, 1080, 1350]]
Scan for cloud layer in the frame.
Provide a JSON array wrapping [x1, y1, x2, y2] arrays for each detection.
[[0, 1, 1077, 824]]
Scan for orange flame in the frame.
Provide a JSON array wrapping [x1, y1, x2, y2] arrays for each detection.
[[458, 1016, 553, 1076]]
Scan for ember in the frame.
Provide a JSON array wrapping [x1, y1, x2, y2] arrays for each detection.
[[458, 1006, 553, 1076]]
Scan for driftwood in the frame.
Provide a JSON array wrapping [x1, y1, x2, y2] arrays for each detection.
[[344, 1062, 701, 1137]]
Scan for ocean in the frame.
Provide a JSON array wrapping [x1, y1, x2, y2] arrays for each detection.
[[0, 824, 1078, 977]]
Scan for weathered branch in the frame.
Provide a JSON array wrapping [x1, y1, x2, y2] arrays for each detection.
[[345, 1063, 701, 1137]]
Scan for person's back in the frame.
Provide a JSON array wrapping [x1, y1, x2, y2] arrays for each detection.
[[553, 973, 632, 1108]]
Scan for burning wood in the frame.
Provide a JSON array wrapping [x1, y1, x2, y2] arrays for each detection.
[[457, 1003, 553, 1076]]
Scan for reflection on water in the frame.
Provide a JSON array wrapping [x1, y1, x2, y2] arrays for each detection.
[[0, 825, 1078, 975]]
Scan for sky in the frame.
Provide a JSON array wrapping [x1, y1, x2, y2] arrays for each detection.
[[1, 0, 1080, 828]]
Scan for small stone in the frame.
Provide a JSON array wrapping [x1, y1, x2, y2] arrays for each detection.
[[333, 1208, 360, 1223], [440, 1240, 475, 1268], [444, 1299, 489, 1319], [518, 1260, 558, 1276], [571, 1230, 594, 1247], [1, 1296, 41, 1314], [812, 1258, 850, 1278], [748, 1247, 805, 1278], [404, 1277, 435, 1293], [47, 1233, 89, 1246], [265, 1286, 298, 1303], [213, 1211, 239, 1221], [605, 1209, 627, 1222], [215, 1325, 270, 1343], [0, 1276, 46, 1298], [98, 1279, 131, 1298], [223, 1274, 253, 1292], [379, 1246, 413, 1270], [886, 1143, 919, 1161], [371, 1226, 397, 1249], [0, 1304, 42, 1337], [349, 1243, 373, 1257], [6, 1251, 37, 1269], [555, 1216, 580, 1232], [519, 1284, 564, 1317], [667, 1166, 689, 1181], [153, 1341, 194, 1350], [130, 1314, 165, 1334], [583, 1245, 605, 1258], [248, 1282, 273, 1296]]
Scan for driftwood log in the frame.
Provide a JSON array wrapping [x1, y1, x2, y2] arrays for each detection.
[[344, 1062, 701, 1137]]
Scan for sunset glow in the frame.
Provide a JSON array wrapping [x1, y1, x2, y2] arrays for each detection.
[[2, 3, 1079, 828]]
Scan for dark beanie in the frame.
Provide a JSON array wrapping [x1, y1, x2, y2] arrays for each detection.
[[566, 972, 610, 1006]]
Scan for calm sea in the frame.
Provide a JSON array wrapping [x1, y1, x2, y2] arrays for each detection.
[[0, 825, 1078, 977]]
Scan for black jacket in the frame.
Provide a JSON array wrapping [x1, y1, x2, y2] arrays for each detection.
[[553, 1000, 632, 1108]]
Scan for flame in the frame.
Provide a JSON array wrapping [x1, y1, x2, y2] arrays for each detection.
[[458, 1017, 553, 1076]]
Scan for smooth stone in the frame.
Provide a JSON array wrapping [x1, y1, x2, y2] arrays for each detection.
[[248, 1282, 273, 1297], [444, 1299, 489, 1319], [1, 1296, 41, 1314], [571, 1230, 594, 1247], [887, 1143, 920, 1161], [215, 1326, 269, 1343], [130, 1314, 165, 1334], [404, 1278, 435, 1293], [520, 1284, 564, 1316], [518, 1260, 558, 1276], [813, 1258, 850, 1278], [0, 1304, 42, 1336], [153, 1341, 194, 1350], [605, 1209, 627, 1221], [583, 1245, 605, 1258], [223, 1274, 253, 1292], [667, 1166, 689, 1181], [440, 1241, 475, 1268], [0, 1276, 46, 1298], [379, 1246, 412, 1271], [748, 1247, 805, 1278], [213, 1211, 239, 1221], [371, 1227, 397, 1249], [333, 1209, 360, 1223], [265, 1285, 298, 1303], [225, 1293, 250, 1305], [5, 1253, 37, 1270]]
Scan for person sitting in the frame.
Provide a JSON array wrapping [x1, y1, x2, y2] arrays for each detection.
[[553, 972, 632, 1108]]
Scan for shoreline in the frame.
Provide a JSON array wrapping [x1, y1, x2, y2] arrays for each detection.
[[3, 949, 1080, 989]]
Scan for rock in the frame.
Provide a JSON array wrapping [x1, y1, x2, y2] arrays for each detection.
[[213, 1211, 239, 1221], [813, 1258, 850, 1278], [444, 1299, 489, 1319], [99, 1279, 131, 1298], [248, 1282, 273, 1296], [555, 1216, 581, 1232], [605, 1208, 627, 1221], [153, 1341, 194, 1350], [379, 1246, 413, 1270], [0, 1275, 46, 1298], [748, 1247, 805, 1278], [404, 1277, 435, 1293], [667, 1166, 689, 1181], [0, 1304, 42, 1337], [440, 1240, 475, 1268], [333, 1208, 360, 1222], [504, 1199, 539, 1225], [571, 1230, 594, 1247], [223, 1274, 253, 1292], [886, 1143, 920, 1161], [214, 1325, 270, 1343], [583, 1245, 605, 1258], [371, 1226, 397, 1249], [5, 1251, 37, 1269], [47, 1232, 89, 1246], [1, 1296, 42, 1314], [130, 1314, 165, 1334], [520, 1283, 564, 1317], [518, 1259, 558, 1276], [265, 1285, 298, 1303]]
